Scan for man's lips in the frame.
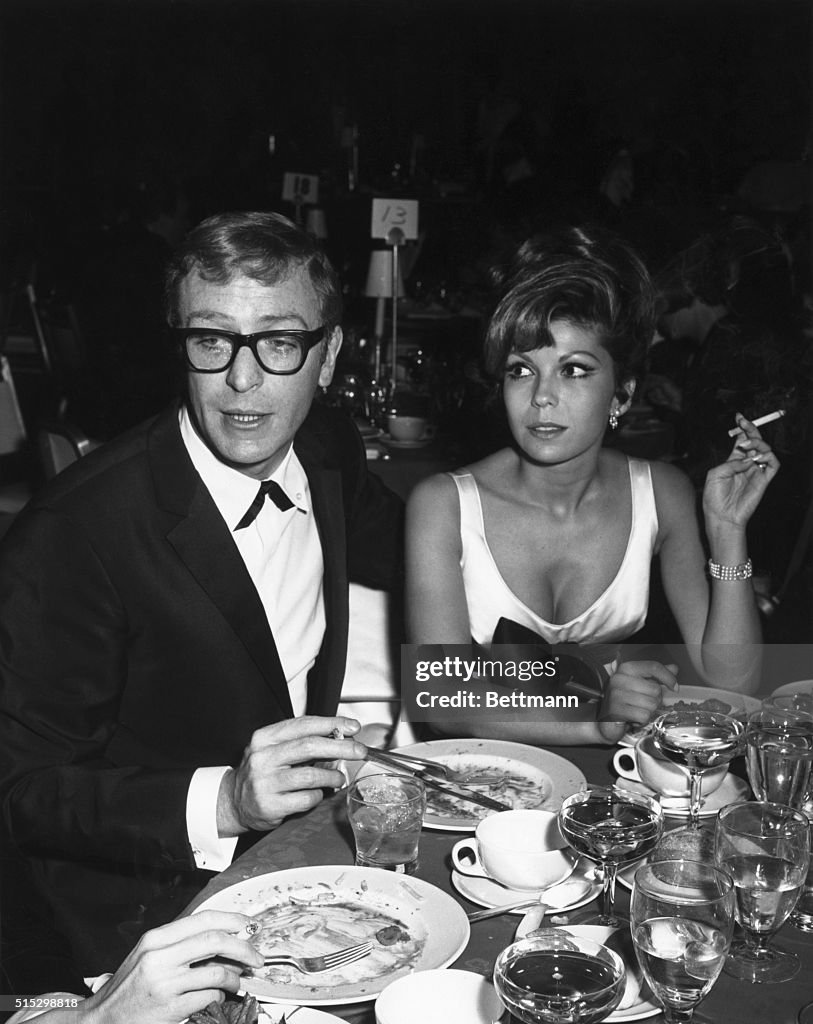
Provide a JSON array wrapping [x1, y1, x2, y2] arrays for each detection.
[[222, 411, 270, 426]]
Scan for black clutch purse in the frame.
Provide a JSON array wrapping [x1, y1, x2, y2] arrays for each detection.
[[488, 617, 611, 701]]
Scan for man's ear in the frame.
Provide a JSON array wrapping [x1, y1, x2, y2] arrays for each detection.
[[318, 326, 343, 388]]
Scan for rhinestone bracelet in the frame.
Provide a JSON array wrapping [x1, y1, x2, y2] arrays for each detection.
[[707, 557, 753, 581]]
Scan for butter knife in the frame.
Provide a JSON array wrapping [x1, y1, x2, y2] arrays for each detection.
[[365, 748, 510, 812]]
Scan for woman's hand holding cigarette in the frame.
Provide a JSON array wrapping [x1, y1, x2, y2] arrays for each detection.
[[727, 408, 785, 436], [702, 412, 780, 530]]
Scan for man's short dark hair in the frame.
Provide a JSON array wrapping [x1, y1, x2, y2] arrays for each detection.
[[484, 224, 656, 393], [165, 210, 343, 329]]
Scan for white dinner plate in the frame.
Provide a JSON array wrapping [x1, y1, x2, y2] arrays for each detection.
[[611, 774, 750, 819], [379, 435, 434, 449], [620, 686, 761, 746], [194, 866, 469, 1006], [451, 858, 600, 915], [771, 679, 813, 698], [512, 922, 660, 1022], [386, 739, 587, 831]]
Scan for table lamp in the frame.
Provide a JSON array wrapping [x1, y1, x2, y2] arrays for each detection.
[[364, 246, 405, 387]]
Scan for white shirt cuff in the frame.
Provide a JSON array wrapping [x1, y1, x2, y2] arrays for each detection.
[[187, 765, 239, 872]]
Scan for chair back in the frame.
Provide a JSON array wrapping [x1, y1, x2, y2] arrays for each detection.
[[38, 421, 95, 480]]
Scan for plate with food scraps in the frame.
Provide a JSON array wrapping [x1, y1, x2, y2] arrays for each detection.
[[452, 858, 600, 914], [258, 1007, 346, 1023], [512, 922, 660, 1022], [193, 866, 469, 1006], [619, 686, 761, 746], [191, 999, 344, 1023], [378, 739, 587, 831]]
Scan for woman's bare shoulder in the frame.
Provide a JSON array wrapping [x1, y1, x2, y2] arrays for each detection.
[[648, 458, 696, 507]]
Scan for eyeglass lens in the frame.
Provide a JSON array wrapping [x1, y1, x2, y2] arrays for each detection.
[[187, 331, 309, 372]]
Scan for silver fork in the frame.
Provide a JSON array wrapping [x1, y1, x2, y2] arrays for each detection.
[[261, 940, 373, 974]]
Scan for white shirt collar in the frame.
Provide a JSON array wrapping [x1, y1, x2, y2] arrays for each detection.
[[179, 406, 310, 530]]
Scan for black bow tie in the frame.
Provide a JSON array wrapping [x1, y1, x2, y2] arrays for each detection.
[[234, 480, 295, 530]]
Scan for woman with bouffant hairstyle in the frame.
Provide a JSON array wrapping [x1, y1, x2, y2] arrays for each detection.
[[406, 225, 777, 745]]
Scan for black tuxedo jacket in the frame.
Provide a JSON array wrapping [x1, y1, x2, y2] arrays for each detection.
[[0, 402, 402, 980]]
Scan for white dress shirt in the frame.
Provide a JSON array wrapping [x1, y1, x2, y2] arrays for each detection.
[[180, 407, 326, 870]]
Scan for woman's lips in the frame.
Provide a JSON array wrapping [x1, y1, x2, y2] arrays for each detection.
[[529, 423, 567, 437]]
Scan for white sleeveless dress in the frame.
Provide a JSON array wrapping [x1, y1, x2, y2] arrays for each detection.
[[451, 458, 659, 646]]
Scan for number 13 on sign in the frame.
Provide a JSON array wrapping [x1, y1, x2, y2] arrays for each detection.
[[371, 198, 419, 241]]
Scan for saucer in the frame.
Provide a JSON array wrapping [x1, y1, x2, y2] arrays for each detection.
[[613, 773, 749, 818], [451, 859, 599, 915], [380, 435, 433, 450]]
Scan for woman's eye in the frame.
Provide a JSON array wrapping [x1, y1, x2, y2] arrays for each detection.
[[561, 363, 593, 378], [505, 362, 532, 380]]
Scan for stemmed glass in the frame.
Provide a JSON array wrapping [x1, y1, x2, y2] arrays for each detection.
[[493, 929, 626, 1024], [558, 786, 662, 927], [652, 709, 745, 860], [630, 859, 734, 1023], [714, 801, 810, 982]]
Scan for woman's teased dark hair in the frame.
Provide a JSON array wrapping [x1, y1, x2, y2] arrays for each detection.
[[484, 225, 656, 394], [165, 210, 342, 328]]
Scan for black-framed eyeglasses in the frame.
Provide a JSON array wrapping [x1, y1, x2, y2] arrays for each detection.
[[171, 326, 327, 375]]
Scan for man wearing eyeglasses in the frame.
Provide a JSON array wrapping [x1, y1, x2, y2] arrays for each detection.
[[0, 212, 402, 987]]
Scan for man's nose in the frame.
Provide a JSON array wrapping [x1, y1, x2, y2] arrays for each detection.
[[226, 345, 265, 391]]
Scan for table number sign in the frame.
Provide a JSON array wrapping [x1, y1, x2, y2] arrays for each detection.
[[282, 172, 320, 205], [371, 197, 419, 241]]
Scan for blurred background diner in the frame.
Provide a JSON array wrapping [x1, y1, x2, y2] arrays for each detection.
[[0, 0, 810, 647]]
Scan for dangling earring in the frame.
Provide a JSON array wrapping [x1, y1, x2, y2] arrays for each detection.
[[609, 410, 619, 430]]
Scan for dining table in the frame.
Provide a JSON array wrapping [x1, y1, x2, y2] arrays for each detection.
[[182, 741, 813, 1024]]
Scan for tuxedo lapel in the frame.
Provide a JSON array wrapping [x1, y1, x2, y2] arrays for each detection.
[[147, 407, 293, 719]]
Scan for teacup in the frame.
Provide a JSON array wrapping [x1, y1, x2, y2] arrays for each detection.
[[451, 809, 577, 891], [386, 415, 433, 442], [613, 734, 728, 798]]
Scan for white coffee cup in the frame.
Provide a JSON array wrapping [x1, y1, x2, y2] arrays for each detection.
[[386, 415, 433, 442], [451, 809, 577, 891], [613, 734, 728, 798]]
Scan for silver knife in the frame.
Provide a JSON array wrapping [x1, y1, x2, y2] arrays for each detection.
[[365, 749, 510, 812]]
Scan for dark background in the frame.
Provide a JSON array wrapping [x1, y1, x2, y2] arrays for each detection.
[[1, 0, 810, 259]]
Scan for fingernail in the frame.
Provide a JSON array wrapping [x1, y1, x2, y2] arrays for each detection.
[[736, 443, 752, 452]]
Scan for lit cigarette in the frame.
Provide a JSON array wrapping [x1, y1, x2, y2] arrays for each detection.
[[728, 409, 785, 436]]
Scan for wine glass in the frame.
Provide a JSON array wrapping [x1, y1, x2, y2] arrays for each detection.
[[745, 707, 813, 810], [630, 859, 734, 1024], [558, 786, 662, 927], [493, 929, 626, 1024], [652, 708, 745, 861], [714, 801, 810, 982]]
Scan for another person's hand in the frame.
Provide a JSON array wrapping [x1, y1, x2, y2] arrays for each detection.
[[597, 661, 679, 744], [703, 413, 779, 529], [81, 912, 263, 1024], [217, 716, 367, 835]]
